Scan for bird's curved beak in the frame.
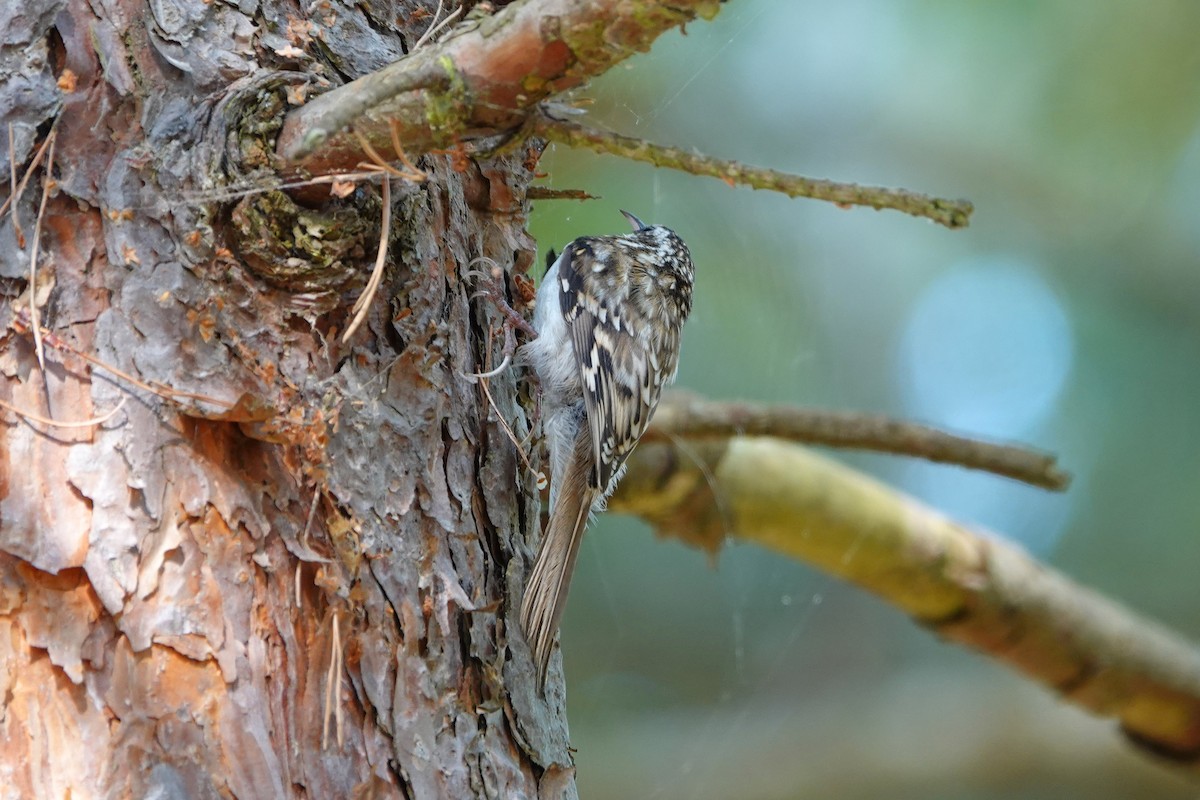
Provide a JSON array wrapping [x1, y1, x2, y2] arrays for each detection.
[[620, 210, 649, 231]]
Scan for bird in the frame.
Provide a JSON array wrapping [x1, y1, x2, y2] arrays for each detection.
[[518, 210, 695, 680]]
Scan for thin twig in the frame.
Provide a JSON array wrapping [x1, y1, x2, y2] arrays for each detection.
[[647, 397, 1070, 490], [6, 124, 21, 244], [534, 111, 974, 230], [388, 120, 426, 179], [415, 0, 444, 49], [1, 128, 56, 228], [414, 0, 462, 49], [12, 312, 237, 411], [354, 126, 426, 183], [474, 349, 538, 480], [339, 126, 428, 342], [342, 174, 391, 342], [321, 613, 342, 749], [301, 487, 321, 548], [334, 616, 344, 746], [526, 187, 598, 201], [28, 131, 56, 370], [0, 395, 127, 429], [170, 169, 400, 209]]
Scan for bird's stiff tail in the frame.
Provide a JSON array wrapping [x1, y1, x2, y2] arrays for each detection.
[[520, 436, 597, 681]]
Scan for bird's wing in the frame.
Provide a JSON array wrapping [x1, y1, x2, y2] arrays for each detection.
[[558, 240, 667, 493]]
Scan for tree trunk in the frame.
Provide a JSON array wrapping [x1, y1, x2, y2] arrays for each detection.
[[1, 0, 569, 796]]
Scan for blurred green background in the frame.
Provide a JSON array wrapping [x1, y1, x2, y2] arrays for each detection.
[[527, 2, 1200, 798]]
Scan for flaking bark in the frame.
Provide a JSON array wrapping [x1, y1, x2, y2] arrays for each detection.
[[0, 0, 581, 796]]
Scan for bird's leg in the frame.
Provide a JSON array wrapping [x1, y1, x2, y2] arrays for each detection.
[[469, 262, 537, 339], [465, 258, 537, 380]]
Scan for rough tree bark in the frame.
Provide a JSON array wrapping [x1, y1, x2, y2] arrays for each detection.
[[5, 0, 1199, 797], [0, 0, 630, 796]]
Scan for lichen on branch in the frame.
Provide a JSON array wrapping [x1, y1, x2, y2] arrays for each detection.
[[277, 0, 727, 177]]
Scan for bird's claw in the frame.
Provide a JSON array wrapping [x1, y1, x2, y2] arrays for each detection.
[[461, 353, 513, 383], [464, 257, 536, 380]]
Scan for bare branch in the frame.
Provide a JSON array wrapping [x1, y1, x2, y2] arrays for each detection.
[[274, 0, 971, 229], [613, 438, 1200, 768], [277, 0, 726, 176], [533, 112, 973, 229], [526, 186, 598, 201], [648, 395, 1069, 489]]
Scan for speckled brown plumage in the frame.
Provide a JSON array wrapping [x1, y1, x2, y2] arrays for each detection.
[[519, 211, 694, 680]]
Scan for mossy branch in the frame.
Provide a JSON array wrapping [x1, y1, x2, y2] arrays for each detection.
[[277, 0, 726, 178], [274, 0, 970, 230]]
